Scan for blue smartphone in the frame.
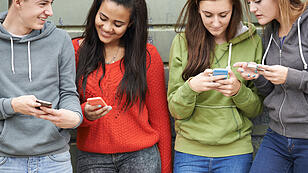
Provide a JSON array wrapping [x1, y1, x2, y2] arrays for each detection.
[[213, 68, 228, 79]]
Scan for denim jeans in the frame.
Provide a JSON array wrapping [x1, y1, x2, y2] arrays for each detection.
[[250, 128, 308, 173], [76, 144, 161, 173], [0, 151, 72, 173], [174, 151, 252, 173]]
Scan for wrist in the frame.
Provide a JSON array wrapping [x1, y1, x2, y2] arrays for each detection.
[[188, 77, 201, 93]]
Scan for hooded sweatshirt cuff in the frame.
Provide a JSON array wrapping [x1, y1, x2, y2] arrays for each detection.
[[253, 75, 269, 88], [285, 68, 303, 89], [232, 82, 249, 105], [3, 98, 16, 117]]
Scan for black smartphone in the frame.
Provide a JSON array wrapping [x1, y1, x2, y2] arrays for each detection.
[[36, 99, 52, 108]]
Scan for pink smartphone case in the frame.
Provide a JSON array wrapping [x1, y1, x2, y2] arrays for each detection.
[[87, 97, 107, 106]]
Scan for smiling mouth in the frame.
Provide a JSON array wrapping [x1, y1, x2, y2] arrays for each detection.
[[39, 17, 47, 21]]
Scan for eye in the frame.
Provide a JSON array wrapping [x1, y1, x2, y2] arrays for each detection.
[[114, 23, 123, 27], [204, 13, 212, 17], [255, 0, 261, 3], [100, 16, 107, 21]]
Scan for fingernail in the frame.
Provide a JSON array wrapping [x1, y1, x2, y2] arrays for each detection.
[[252, 74, 256, 78], [247, 74, 250, 77], [241, 69, 244, 73], [255, 70, 258, 73], [108, 106, 112, 111], [98, 105, 102, 108]]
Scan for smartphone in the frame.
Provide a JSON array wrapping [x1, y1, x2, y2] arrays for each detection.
[[87, 97, 107, 106], [36, 99, 52, 108], [247, 63, 264, 71], [213, 68, 228, 79]]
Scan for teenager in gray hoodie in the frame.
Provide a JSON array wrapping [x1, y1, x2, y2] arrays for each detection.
[[0, 0, 82, 172], [234, 0, 308, 172]]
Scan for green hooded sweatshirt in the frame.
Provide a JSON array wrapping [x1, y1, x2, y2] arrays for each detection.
[[167, 23, 263, 157]]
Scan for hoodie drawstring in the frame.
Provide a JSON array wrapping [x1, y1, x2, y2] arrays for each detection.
[[262, 34, 273, 65], [28, 41, 32, 82], [262, 17, 308, 70], [297, 16, 308, 70], [10, 37, 15, 74], [227, 43, 232, 70], [9, 37, 32, 82]]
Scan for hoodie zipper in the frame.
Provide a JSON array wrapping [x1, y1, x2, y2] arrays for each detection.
[[273, 39, 287, 135], [278, 48, 286, 135]]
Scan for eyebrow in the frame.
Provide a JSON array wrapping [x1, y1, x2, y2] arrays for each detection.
[[202, 10, 231, 14], [99, 12, 126, 24]]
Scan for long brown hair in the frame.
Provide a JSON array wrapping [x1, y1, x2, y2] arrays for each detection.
[[176, 0, 243, 81]]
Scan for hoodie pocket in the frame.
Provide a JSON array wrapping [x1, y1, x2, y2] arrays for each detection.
[[176, 106, 245, 145]]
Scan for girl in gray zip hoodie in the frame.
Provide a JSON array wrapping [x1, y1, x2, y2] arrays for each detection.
[[234, 0, 308, 172]]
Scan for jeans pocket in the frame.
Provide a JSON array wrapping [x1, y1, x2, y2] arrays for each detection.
[[48, 151, 71, 162], [0, 156, 7, 166]]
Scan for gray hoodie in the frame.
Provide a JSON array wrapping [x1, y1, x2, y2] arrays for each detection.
[[254, 7, 308, 139], [0, 12, 82, 156]]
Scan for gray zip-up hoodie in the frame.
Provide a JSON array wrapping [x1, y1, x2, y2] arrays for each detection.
[[254, 7, 308, 139], [0, 12, 82, 156]]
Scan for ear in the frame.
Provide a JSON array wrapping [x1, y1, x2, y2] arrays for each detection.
[[13, 0, 24, 7]]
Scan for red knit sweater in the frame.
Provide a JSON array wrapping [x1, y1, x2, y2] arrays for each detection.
[[72, 39, 172, 173]]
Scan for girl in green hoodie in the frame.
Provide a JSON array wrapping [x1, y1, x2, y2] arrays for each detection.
[[167, 0, 263, 172]]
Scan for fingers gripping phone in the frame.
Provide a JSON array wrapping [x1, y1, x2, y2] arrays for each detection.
[[247, 63, 264, 71], [87, 97, 107, 106], [36, 99, 52, 108]]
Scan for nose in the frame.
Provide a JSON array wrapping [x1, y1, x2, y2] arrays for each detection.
[[103, 22, 113, 32], [212, 16, 221, 27], [249, 3, 257, 13], [45, 4, 53, 17]]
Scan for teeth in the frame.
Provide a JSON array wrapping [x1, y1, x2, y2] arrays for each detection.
[[40, 18, 46, 21]]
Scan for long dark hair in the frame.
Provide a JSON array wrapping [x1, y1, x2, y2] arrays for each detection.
[[176, 0, 243, 81], [76, 0, 149, 111]]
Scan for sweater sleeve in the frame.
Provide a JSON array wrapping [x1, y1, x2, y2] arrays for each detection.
[[72, 38, 98, 128], [58, 33, 83, 128], [232, 35, 264, 118], [167, 34, 199, 120], [145, 44, 172, 173]]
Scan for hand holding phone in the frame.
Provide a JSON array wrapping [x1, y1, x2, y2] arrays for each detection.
[[87, 97, 107, 107], [36, 99, 52, 108], [247, 63, 264, 71]]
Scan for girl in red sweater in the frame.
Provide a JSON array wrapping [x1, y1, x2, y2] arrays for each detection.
[[72, 0, 172, 172]]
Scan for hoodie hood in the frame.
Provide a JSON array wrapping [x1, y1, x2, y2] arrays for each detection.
[[219, 22, 256, 69], [262, 7, 308, 69], [0, 11, 56, 82]]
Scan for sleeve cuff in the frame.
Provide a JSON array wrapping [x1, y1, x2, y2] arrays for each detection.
[[285, 68, 302, 89], [232, 82, 250, 105], [253, 75, 269, 88], [3, 98, 16, 116]]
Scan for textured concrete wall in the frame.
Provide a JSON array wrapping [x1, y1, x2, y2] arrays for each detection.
[[0, 0, 268, 172]]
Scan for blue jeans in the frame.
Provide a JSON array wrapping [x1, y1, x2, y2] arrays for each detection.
[[0, 151, 72, 173], [76, 144, 161, 173], [174, 151, 252, 173], [250, 128, 308, 173]]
